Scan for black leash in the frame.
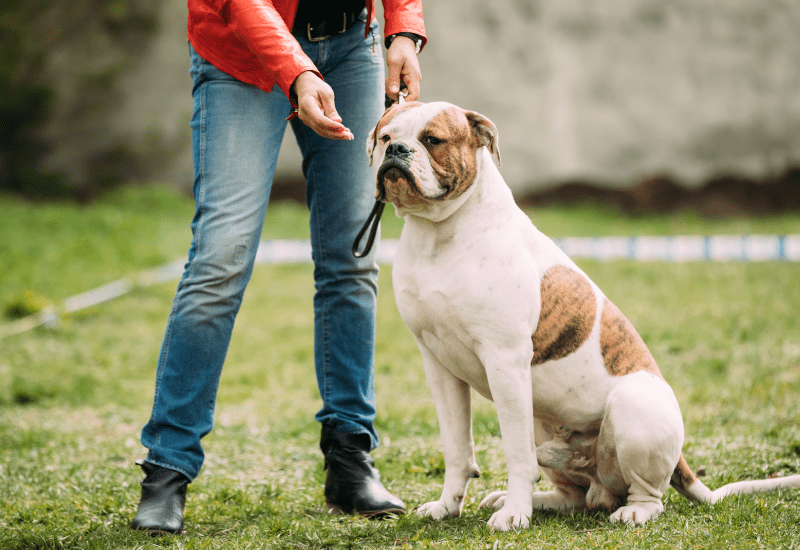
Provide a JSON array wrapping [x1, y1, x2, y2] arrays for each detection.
[[352, 199, 385, 258], [352, 88, 407, 258]]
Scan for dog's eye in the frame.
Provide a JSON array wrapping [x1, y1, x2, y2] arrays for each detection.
[[423, 135, 444, 146], [380, 135, 391, 144]]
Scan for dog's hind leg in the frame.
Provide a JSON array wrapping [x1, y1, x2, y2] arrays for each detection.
[[480, 468, 589, 515], [600, 371, 685, 525], [415, 343, 481, 520], [481, 424, 616, 516]]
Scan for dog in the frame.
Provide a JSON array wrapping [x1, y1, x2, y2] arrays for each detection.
[[366, 100, 800, 531]]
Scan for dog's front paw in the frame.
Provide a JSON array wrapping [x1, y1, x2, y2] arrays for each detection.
[[609, 501, 663, 526], [478, 490, 507, 510], [415, 500, 459, 520], [487, 505, 530, 531]]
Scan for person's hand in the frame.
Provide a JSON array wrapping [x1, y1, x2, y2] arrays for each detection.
[[292, 71, 354, 140], [386, 36, 421, 102]]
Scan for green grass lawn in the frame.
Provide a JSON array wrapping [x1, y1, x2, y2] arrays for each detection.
[[1, 185, 799, 549]]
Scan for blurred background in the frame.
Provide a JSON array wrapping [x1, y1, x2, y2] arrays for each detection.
[[2, 0, 799, 214]]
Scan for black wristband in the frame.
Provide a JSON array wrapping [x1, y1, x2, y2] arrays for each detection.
[[385, 32, 423, 53]]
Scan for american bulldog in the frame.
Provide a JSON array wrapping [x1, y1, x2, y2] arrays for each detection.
[[366, 101, 800, 531]]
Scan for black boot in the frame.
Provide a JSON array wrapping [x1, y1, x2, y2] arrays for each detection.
[[131, 461, 190, 535], [320, 424, 406, 518]]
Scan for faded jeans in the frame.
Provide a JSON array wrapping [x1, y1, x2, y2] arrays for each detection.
[[140, 16, 385, 480]]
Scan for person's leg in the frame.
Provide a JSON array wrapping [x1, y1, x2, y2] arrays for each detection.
[[133, 43, 291, 534], [293, 15, 385, 447], [292, 17, 404, 516]]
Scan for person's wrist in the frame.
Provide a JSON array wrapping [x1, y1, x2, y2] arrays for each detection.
[[292, 71, 323, 99], [385, 32, 422, 54], [291, 70, 311, 101]]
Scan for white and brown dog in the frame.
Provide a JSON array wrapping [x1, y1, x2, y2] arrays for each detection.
[[367, 101, 800, 531]]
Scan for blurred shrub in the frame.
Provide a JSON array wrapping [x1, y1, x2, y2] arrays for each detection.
[[0, 0, 159, 199], [4, 290, 52, 319]]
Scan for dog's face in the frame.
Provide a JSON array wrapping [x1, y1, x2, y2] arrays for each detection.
[[367, 101, 501, 215]]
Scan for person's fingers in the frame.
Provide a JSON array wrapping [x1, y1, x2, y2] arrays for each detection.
[[386, 65, 403, 100], [318, 90, 343, 125], [385, 36, 421, 101], [403, 66, 421, 101], [300, 108, 353, 139], [294, 72, 353, 140]]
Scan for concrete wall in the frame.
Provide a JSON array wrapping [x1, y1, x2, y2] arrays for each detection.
[[38, 0, 800, 195], [415, 0, 800, 190]]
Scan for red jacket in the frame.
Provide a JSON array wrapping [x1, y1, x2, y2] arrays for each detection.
[[188, 0, 426, 99]]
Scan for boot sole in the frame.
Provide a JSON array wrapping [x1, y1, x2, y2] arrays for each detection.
[[324, 502, 405, 519], [131, 525, 182, 536]]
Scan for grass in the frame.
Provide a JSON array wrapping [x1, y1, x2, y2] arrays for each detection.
[[1, 185, 799, 549]]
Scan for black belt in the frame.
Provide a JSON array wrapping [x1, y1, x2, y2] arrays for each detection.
[[292, 5, 365, 42]]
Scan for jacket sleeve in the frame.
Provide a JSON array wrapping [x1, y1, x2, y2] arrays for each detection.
[[208, 0, 321, 98], [381, 0, 427, 50]]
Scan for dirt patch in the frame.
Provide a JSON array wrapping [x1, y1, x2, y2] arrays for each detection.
[[517, 167, 800, 218]]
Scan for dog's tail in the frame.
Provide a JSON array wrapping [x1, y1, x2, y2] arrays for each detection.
[[669, 454, 800, 504]]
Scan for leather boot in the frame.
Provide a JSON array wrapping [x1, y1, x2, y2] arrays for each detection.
[[320, 424, 406, 518], [130, 460, 190, 535]]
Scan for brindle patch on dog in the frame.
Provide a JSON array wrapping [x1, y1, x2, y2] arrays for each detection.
[[670, 454, 698, 491], [600, 300, 662, 377], [532, 265, 596, 365], [418, 107, 479, 199]]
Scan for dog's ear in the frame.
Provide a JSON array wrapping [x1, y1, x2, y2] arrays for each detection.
[[366, 123, 378, 167], [464, 110, 501, 167]]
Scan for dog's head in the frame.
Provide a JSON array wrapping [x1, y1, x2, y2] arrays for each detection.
[[367, 101, 501, 216]]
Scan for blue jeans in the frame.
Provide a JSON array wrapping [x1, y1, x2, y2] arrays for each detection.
[[141, 16, 385, 480]]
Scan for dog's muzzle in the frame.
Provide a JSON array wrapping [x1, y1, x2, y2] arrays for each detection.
[[376, 142, 416, 201]]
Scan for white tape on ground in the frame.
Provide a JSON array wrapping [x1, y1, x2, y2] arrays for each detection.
[[553, 235, 800, 262], [2, 235, 798, 339], [256, 235, 800, 263]]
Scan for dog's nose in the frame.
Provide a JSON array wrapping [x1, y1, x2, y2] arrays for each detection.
[[385, 142, 412, 158]]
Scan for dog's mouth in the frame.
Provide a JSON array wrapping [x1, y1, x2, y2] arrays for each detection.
[[376, 161, 453, 205], [376, 159, 418, 202]]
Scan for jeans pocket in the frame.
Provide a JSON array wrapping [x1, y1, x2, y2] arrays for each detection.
[[189, 41, 239, 88]]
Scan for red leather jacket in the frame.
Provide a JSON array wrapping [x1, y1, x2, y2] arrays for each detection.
[[188, 0, 426, 99]]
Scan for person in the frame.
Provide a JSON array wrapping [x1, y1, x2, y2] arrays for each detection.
[[130, 0, 426, 535]]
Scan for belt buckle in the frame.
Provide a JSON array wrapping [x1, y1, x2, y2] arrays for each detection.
[[307, 23, 330, 42], [306, 13, 348, 42]]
